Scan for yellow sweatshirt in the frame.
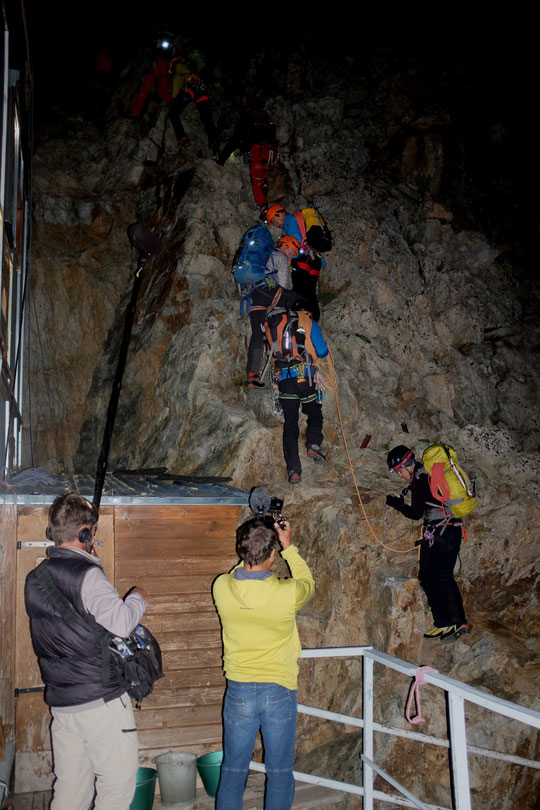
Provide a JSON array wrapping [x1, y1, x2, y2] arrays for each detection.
[[212, 545, 315, 691]]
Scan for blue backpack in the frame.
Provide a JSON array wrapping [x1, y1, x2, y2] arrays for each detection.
[[232, 225, 275, 286]]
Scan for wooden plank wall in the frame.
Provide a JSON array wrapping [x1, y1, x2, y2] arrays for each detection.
[[0, 505, 17, 776], [10, 502, 238, 791], [114, 504, 238, 765]]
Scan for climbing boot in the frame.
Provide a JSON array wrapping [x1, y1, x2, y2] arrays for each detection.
[[307, 444, 326, 463], [423, 625, 448, 639], [440, 623, 469, 644], [288, 471, 301, 485], [247, 374, 265, 389]]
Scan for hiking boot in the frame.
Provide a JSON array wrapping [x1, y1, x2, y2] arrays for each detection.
[[307, 444, 326, 463], [423, 625, 448, 639], [288, 471, 301, 485], [177, 137, 190, 149], [440, 623, 469, 644], [247, 375, 265, 389]]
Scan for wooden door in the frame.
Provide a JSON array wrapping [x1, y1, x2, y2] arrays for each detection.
[[114, 504, 239, 765]]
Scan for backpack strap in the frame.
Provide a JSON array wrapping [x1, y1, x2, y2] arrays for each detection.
[[34, 561, 112, 688], [428, 461, 451, 503], [297, 311, 317, 364], [294, 211, 307, 245]]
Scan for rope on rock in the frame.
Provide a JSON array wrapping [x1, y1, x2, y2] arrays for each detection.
[[317, 348, 416, 555]]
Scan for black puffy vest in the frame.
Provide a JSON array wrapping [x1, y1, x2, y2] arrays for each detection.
[[24, 547, 125, 707]]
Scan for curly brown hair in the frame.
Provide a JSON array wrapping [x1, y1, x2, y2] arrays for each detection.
[[236, 518, 278, 567]]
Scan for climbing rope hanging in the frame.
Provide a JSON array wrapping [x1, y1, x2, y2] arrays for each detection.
[[317, 348, 416, 555]]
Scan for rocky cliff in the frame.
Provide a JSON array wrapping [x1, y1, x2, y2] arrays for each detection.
[[25, 29, 539, 808]]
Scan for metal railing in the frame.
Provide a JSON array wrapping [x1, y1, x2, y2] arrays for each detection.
[[248, 646, 540, 809]]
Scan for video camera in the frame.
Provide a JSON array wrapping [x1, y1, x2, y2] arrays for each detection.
[[248, 487, 286, 529]]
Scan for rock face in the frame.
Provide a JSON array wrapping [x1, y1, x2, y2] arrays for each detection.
[[25, 36, 539, 808]]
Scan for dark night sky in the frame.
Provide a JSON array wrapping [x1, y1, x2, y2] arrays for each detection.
[[24, 2, 537, 270]]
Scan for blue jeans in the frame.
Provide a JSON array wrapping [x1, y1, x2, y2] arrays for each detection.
[[216, 681, 298, 810]]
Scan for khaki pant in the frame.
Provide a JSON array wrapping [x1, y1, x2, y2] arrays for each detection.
[[50, 694, 138, 810]]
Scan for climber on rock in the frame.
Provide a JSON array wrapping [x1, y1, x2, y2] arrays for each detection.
[[168, 48, 218, 156], [246, 236, 299, 390], [264, 306, 328, 484], [385, 446, 469, 643], [265, 206, 331, 321], [217, 106, 279, 212], [129, 32, 175, 118], [265, 205, 332, 254]]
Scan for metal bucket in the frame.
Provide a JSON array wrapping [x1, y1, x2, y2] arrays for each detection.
[[152, 751, 197, 807]]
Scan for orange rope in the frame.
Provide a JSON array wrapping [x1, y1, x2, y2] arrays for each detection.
[[318, 349, 416, 554]]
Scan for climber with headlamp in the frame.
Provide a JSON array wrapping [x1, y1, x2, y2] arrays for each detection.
[[129, 32, 175, 118]]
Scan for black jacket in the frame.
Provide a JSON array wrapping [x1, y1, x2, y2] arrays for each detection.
[[394, 463, 432, 521], [24, 547, 125, 707]]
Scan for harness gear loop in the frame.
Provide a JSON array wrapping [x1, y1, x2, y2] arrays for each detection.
[[405, 666, 438, 724]]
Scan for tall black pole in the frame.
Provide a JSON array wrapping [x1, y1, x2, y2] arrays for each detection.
[[93, 254, 146, 509], [92, 223, 163, 509]]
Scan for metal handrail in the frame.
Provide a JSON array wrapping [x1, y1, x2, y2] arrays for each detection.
[[248, 645, 540, 810]]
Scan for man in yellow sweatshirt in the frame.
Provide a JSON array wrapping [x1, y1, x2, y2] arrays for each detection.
[[212, 517, 315, 810]]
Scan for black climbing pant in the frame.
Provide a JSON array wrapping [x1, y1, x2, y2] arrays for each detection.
[[418, 524, 466, 628], [278, 376, 323, 474], [292, 270, 320, 322], [246, 285, 282, 377], [169, 87, 217, 149]]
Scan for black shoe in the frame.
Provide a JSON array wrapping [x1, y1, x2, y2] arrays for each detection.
[[288, 471, 301, 484], [307, 444, 326, 463], [247, 376, 265, 389]]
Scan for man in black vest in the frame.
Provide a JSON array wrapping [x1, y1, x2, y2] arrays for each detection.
[[25, 493, 149, 809]]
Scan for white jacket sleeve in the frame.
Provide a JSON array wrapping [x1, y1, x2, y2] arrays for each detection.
[[81, 567, 146, 637], [267, 249, 291, 289]]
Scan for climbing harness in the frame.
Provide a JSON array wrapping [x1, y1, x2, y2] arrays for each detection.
[[405, 666, 438, 724]]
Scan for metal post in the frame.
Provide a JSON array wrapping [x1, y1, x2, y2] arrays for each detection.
[[363, 654, 374, 810], [448, 692, 472, 810]]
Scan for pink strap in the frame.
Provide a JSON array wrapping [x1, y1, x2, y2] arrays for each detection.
[[405, 666, 438, 724]]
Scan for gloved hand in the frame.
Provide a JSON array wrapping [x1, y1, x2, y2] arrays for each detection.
[[386, 494, 404, 510]]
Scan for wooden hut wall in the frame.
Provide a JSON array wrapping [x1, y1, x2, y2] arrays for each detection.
[[8, 501, 239, 792], [114, 504, 239, 765]]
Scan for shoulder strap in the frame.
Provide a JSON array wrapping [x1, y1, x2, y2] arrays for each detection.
[[297, 311, 316, 363], [294, 211, 306, 242], [34, 561, 112, 686]]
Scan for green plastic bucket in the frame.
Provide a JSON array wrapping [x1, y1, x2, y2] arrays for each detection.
[[130, 767, 157, 810], [196, 751, 223, 798]]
